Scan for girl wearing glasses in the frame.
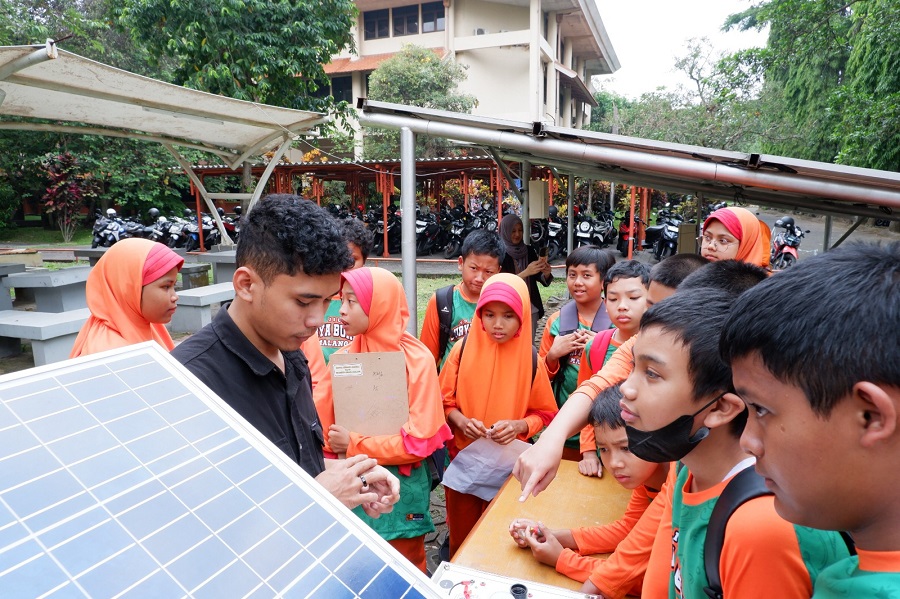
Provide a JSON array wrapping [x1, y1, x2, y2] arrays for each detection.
[[699, 206, 772, 268]]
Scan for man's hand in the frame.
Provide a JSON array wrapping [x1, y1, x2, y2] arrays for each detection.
[[578, 451, 602, 477], [317, 455, 399, 516], [328, 424, 350, 454], [512, 436, 563, 502], [487, 419, 526, 445]]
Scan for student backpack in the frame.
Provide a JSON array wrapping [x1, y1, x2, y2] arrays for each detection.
[[436, 284, 456, 361], [702, 466, 857, 599], [552, 301, 612, 387], [587, 328, 618, 374]]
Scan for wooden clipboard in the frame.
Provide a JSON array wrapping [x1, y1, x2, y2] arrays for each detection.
[[330, 352, 409, 436]]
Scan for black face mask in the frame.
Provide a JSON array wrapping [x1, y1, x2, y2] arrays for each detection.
[[625, 394, 723, 463]]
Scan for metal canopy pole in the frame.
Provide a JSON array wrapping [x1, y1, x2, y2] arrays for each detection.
[[163, 144, 234, 246], [487, 148, 525, 204], [400, 127, 417, 334], [357, 111, 900, 211], [828, 216, 866, 250], [567, 173, 575, 256], [522, 161, 532, 245], [823, 216, 833, 252], [247, 136, 295, 211]]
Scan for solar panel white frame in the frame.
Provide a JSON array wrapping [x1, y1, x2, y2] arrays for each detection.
[[0, 342, 440, 598]]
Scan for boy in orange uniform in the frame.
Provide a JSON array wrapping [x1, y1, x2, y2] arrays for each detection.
[[721, 242, 900, 597], [509, 384, 666, 591], [580, 287, 848, 598], [420, 230, 504, 370], [440, 273, 558, 557], [576, 260, 649, 476], [538, 246, 616, 460]]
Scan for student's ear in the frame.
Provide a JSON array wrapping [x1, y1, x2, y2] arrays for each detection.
[[854, 382, 898, 448], [457, 256, 465, 272], [703, 392, 746, 429], [232, 266, 258, 302]]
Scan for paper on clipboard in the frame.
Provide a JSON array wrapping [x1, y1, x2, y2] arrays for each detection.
[[330, 352, 409, 437]]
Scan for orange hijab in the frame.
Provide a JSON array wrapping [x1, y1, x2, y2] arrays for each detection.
[[335, 267, 451, 457], [70, 238, 183, 358], [704, 206, 772, 268], [450, 273, 557, 437]]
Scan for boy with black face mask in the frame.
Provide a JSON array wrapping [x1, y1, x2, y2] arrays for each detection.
[[580, 288, 849, 598]]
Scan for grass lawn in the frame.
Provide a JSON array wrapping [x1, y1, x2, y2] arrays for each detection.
[[0, 224, 94, 246], [412, 274, 568, 336]]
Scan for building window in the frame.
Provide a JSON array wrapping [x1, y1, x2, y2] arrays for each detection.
[[332, 76, 353, 103], [363, 9, 389, 40], [393, 5, 419, 37], [421, 1, 445, 33]]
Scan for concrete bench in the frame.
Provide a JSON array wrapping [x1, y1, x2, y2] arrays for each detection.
[[73, 248, 108, 266], [2, 266, 91, 312], [0, 263, 26, 310], [179, 263, 211, 290], [168, 282, 234, 333], [184, 249, 236, 284], [0, 308, 91, 366]]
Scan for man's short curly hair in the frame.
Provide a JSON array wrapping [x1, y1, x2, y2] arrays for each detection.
[[236, 194, 353, 283]]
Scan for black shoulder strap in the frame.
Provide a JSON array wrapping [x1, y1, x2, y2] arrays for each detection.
[[590, 303, 613, 333], [436, 284, 455, 359], [556, 301, 579, 336], [703, 467, 772, 599], [458, 335, 537, 383]]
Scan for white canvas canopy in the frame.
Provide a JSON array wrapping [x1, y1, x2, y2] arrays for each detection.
[[0, 41, 330, 242]]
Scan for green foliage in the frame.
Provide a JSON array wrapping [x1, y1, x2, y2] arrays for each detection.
[[725, 0, 900, 171], [364, 45, 477, 159], [119, 0, 356, 114]]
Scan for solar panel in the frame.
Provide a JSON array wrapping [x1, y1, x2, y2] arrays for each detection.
[[0, 342, 439, 598]]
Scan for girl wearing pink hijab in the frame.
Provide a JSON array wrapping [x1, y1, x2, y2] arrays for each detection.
[[700, 206, 772, 268]]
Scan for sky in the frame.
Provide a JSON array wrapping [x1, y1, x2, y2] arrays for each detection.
[[592, 0, 769, 99]]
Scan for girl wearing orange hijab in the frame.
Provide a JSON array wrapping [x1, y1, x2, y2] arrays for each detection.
[[70, 238, 184, 358], [439, 273, 558, 556], [701, 206, 772, 268], [324, 267, 452, 573]]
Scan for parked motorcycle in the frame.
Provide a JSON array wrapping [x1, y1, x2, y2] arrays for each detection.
[[372, 205, 402, 256], [770, 216, 808, 269], [416, 207, 451, 256], [653, 209, 684, 262]]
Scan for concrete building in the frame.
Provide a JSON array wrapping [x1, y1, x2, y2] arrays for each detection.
[[323, 0, 619, 157]]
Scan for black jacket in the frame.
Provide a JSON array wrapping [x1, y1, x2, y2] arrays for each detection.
[[501, 245, 553, 319]]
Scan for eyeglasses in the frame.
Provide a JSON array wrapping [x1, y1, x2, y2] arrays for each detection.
[[697, 235, 735, 250]]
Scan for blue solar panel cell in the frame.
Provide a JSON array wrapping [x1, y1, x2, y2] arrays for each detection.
[[0, 344, 439, 598]]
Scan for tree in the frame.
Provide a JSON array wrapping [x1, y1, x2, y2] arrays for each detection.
[[364, 45, 477, 159], [725, 0, 900, 171], [118, 0, 356, 114], [41, 152, 99, 242]]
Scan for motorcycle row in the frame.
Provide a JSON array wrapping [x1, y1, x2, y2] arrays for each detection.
[[90, 206, 241, 251]]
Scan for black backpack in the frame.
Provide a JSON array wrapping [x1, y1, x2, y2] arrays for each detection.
[[436, 284, 456, 362], [701, 467, 856, 599], [551, 301, 611, 388]]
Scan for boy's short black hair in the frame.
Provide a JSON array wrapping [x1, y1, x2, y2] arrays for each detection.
[[236, 194, 353, 283], [679, 259, 768, 297], [588, 385, 625, 429], [460, 229, 504, 261], [649, 254, 709, 288], [565, 246, 616, 277], [641, 288, 747, 435], [341, 217, 374, 261], [721, 241, 900, 417], [604, 260, 650, 293]]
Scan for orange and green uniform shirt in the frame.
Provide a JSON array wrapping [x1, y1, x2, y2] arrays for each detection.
[[316, 298, 352, 363], [812, 549, 900, 598], [419, 284, 478, 370]]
